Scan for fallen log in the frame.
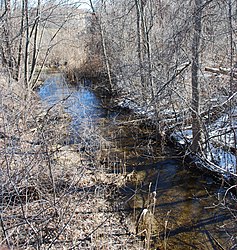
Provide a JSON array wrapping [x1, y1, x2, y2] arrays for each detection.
[[205, 66, 237, 78]]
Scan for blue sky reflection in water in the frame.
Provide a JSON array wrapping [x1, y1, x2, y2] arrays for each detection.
[[38, 75, 106, 143]]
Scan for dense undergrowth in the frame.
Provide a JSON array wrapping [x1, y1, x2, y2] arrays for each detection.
[[0, 73, 145, 249], [0, 0, 237, 248]]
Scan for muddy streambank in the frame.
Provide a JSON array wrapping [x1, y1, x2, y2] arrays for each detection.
[[38, 75, 237, 249]]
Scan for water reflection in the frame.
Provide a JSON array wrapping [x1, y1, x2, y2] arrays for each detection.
[[121, 156, 232, 249], [38, 74, 107, 143]]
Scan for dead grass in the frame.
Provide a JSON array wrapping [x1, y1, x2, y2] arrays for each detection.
[[0, 73, 143, 249]]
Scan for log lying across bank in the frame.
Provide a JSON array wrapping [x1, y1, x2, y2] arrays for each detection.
[[205, 66, 237, 78]]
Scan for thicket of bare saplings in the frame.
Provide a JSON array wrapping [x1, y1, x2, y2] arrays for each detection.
[[92, 0, 233, 111], [0, 0, 89, 89], [0, 0, 237, 249], [0, 2, 140, 249], [81, 2, 237, 247], [86, 0, 236, 171]]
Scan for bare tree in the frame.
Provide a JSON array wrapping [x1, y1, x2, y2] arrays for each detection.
[[191, 0, 203, 152], [1, 0, 15, 74]]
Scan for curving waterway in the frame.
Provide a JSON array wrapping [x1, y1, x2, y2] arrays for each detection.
[[38, 74, 236, 250]]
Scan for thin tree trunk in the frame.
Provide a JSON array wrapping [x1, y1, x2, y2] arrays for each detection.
[[228, 0, 237, 166], [29, 0, 41, 85], [191, 0, 203, 152], [24, 0, 30, 88], [15, 0, 25, 81], [2, 0, 15, 75], [100, 26, 113, 89], [228, 0, 234, 94], [145, 0, 155, 92], [135, 0, 145, 88], [89, 0, 113, 90]]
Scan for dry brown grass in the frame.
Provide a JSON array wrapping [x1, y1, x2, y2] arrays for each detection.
[[0, 73, 143, 249], [40, 23, 87, 70]]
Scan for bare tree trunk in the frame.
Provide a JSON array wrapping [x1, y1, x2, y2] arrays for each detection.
[[100, 21, 113, 90], [2, 0, 15, 75], [24, 0, 30, 89], [228, 0, 234, 94], [15, 0, 25, 81], [144, 0, 155, 93], [135, 0, 155, 93], [89, 0, 113, 90], [29, 0, 41, 84], [135, 0, 145, 88], [191, 0, 203, 152], [228, 0, 237, 165]]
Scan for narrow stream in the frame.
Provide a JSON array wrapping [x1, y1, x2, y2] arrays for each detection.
[[38, 75, 235, 250]]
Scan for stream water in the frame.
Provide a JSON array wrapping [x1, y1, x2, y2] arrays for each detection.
[[38, 75, 236, 250]]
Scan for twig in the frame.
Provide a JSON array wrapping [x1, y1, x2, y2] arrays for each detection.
[[69, 215, 113, 250], [0, 215, 10, 248]]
